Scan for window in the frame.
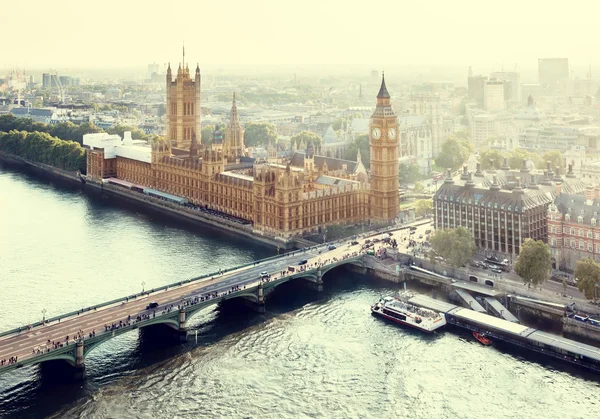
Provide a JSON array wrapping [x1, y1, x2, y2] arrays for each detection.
[[565, 214, 571, 221], [552, 238, 557, 247], [589, 243, 593, 252], [588, 231, 593, 238], [578, 216, 583, 224], [580, 240, 585, 250], [593, 218, 597, 227], [571, 240, 575, 248], [579, 229, 583, 236], [570, 228, 575, 235], [551, 225, 556, 233]]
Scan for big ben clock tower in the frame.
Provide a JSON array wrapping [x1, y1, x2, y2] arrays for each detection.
[[369, 74, 399, 223]]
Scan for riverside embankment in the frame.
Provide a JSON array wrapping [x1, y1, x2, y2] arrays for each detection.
[[0, 152, 305, 250]]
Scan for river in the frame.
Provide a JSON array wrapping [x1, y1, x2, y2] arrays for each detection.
[[0, 163, 599, 419]]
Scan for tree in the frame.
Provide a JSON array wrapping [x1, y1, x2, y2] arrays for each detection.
[[106, 124, 148, 141], [434, 137, 470, 171], [415, 199, 432, 217], [201, 124, 215, 144], [574, 258, 600, 302], [541, 150, 565, 171], [430, 227, 475, 268], [479, 149, 506, 169], [243, 122, 277, 148], [0, 130, 86, 172], [508, 149, 541, 170], [413, 182, 425, 194], [291, 130, 322, 149], [514, 239, 552, 288], [399, 162, 421, 184], [344, 134, 370, 169], [331, 118, 344, 130]]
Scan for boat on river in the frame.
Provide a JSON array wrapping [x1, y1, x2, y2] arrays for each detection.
[[473, 331, 492, 346], [371, 296, 446, 333]]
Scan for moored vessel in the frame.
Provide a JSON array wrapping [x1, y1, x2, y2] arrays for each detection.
[[371, 296, 446, 333]]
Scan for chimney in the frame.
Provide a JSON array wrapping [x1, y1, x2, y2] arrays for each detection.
[[555, 182, 562, 196], [586, 185, 595, 202], [596, 184, 600, 199], [444, 168, 455, 184], [475, 162, 484, 177], [460, 165, 469, 181], [123, 131, 133, 146]]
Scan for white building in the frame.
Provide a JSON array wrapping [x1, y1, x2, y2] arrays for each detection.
[[466, 104, 515, 150], [484, 80, 505, 112], [83, 131, 151, 164], [490, 71, 520, 103]]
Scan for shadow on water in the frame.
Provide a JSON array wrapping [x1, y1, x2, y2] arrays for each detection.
[[0, 271, 367, 418], [0, 161, 275, 259]]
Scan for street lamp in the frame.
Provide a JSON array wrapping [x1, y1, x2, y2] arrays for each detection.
[[42, 308, 47, 323], [141, 281, 146, 293]]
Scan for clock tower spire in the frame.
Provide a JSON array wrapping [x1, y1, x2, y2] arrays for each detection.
[[369, 73, 399, 223]]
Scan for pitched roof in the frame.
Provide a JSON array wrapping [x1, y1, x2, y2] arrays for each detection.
[[289, 152, 358, 173], [554, 193, 600, 225], [323, 125, 338, 144]]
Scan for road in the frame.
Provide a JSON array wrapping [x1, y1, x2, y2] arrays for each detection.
[[0, 234, 373, 371], [394, 220, 600, 312]]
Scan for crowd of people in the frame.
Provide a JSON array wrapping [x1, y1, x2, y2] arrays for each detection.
[[1, 357, 17, 365], [2, 230, 404, 369]]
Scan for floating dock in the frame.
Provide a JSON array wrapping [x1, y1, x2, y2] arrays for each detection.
[[408, 294, 600, 373]]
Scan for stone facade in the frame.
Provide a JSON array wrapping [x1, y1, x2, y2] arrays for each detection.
[[433, 160, 585, 256], [548, 186, 600, 271], [166, 61, 201, 149], [84, 75, 400, 238], [369, 75, 399, 223]]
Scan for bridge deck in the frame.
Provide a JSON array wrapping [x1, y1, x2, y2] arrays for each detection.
[[0, 238, 367, 375]]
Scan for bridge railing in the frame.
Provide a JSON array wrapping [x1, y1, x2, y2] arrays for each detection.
[[0, 244, 332, 338]]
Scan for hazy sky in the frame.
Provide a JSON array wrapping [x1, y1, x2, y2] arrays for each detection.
[[3, 0, 598, 73]]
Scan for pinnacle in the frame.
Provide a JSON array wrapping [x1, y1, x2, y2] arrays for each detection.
[[377, 73, 390, 99]]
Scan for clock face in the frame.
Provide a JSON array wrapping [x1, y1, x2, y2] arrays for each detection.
[[388, 127, 397, 140], [372, 127, 381, 140]]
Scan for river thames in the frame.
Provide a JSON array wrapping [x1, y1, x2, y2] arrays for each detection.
[[1, 163, 599, 419]]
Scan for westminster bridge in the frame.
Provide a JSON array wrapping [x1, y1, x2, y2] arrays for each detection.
[[0, 238, 371, 378]]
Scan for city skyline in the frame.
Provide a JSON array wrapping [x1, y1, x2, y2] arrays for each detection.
[[2, 0, 599, 72]]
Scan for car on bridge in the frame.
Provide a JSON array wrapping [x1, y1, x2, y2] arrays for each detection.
[[298, 259, 308, 265], [146, 302, 159, 310], [328, 245, 336, 250], [260, 271, 270, 279]]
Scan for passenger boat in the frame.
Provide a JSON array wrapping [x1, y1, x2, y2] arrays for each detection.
[[371, 296, 447, 333], [473, 331, 492, 346]]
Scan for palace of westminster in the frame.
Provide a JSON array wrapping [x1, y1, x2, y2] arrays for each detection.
[[84, 60, 400, 238]]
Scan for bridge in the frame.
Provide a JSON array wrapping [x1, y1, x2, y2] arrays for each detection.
[[0, 237, 370, 379]]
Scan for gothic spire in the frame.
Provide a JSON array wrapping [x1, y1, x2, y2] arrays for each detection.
[[229, 92, 239, 126], [189, 130, 198, 158], [377, 72, 390, 99]]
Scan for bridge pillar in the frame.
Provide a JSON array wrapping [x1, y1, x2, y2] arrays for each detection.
[[74, 340, 86, 380], [178, 307, 188, 342], [256, 283, 266, 313], [316, 267, 323, 292]]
